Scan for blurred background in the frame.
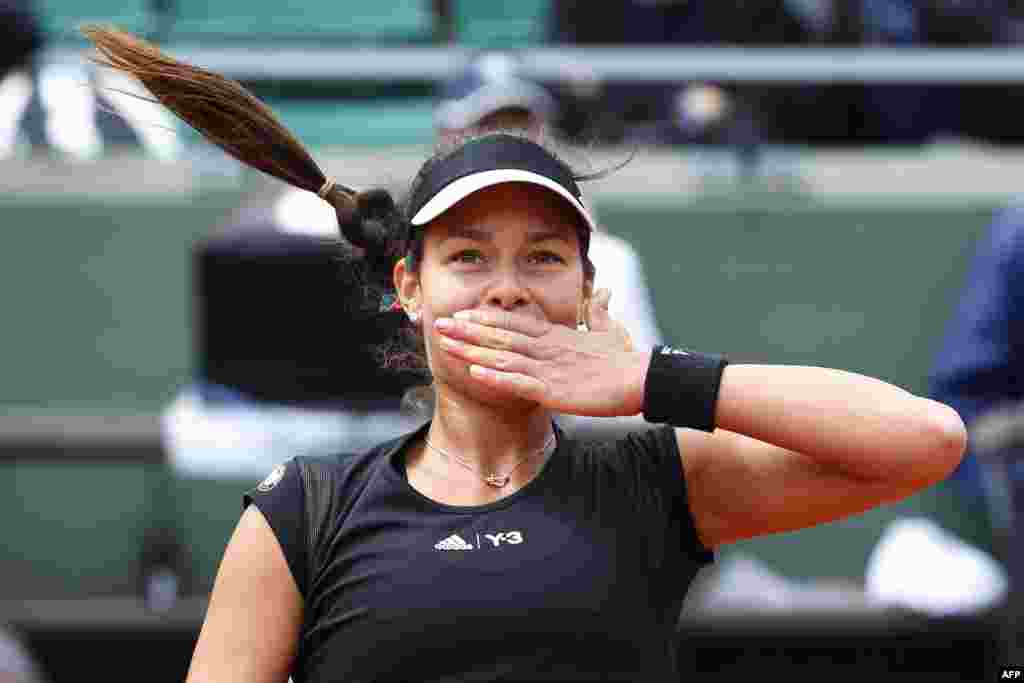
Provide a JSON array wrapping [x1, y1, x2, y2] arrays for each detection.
[[4, 0, 1024, 680]]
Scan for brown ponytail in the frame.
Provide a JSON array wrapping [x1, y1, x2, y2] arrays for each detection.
[[81, 25, 404, 256]]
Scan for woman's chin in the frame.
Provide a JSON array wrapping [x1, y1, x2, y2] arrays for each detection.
[[440, 363, 539, 412], [475, 384, 537, 411]]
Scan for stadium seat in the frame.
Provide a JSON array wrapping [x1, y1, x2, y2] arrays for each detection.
[[36, 0, 153, 42], [452, 0, 550, 47], [167, 0, 436, 42]]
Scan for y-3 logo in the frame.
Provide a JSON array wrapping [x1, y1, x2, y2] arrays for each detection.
[[483, 531, 524, 547], [435, 530, 526, 551]]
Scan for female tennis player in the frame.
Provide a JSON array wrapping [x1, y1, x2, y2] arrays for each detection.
[[83, 28, 967, 683]]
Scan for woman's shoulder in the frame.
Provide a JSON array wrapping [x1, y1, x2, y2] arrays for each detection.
[[243, 430, 417, 598], [558, 423, 680, 490], [291, 428, 412, 493], [558, 424, 692, 521], [562, 422, 677, 463]]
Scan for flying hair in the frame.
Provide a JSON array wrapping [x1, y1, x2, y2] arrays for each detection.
[[80, 25, 398, 258]]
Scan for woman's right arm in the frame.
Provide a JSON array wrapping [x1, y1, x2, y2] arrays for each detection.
[[186, 505, 303, 683]]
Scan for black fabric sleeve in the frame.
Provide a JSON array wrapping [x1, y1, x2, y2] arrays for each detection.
[[243, 458, 308, 598], [624, 426, 715, 566]]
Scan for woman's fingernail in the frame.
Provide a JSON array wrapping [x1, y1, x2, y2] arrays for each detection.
[[435, 318, 453, 330]]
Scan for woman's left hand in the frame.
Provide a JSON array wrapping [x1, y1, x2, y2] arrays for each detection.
[[434, 288, 650, 417]]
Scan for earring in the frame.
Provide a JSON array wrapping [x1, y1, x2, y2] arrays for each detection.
[[577, 299, 589, 332]]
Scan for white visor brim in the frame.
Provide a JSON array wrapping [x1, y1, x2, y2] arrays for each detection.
[[409, 168, 597, 232]]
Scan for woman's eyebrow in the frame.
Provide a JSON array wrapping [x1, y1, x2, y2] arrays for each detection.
[[438, 227, 573, 245], [527, 230, 572, 244], [439, 226, 492, 244]]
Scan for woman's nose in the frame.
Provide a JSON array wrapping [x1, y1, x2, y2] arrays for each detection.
[[486, 269, 530, 310]]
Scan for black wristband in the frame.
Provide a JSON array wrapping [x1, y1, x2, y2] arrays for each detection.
[[642, 346, 729, 432]]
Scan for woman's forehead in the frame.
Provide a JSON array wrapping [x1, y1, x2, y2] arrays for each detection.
[[435, 223, 577, 247]]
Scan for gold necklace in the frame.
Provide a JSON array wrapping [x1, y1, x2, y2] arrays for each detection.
[[424, 430, 556, 488]]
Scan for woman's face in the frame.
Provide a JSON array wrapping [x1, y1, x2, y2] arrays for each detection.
[[396, 182, 590, 408]]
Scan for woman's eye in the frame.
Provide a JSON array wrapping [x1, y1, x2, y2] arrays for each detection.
[[529, 251, 566, 265], [451, 250, 486, 264]]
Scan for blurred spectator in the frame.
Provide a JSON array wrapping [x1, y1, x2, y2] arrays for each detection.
[[936, 0, 1024, 146], [551, 0, 771, 146], [0, 624, 46, 683], [930, 204, 1024, 503], [0, 1, 41, 75], [434, 51, 555, 142], [551, 0, 1024, 146], [0, 0, 42, 157], [549, 1, 862, 148], [161, 217, 422, 480], [856, 0, 937, 143], [852, 0, 1009, 144], [929, 204, 1024, 665], [0, 0, 178, 160], [801, 0, 1018, 144]]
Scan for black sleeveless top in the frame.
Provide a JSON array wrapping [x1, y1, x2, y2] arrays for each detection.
[[245, 422, 713, 682]]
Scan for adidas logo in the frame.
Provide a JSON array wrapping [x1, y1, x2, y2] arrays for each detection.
[[434, 534, 475, 551], [660, 346, 690, 356]]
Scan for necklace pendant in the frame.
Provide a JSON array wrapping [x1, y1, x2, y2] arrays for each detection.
[[485, 473, 510, 488]]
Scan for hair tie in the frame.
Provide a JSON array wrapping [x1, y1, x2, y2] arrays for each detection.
[[317, 177, 336, 200]]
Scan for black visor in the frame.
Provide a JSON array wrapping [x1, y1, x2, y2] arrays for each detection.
[[406, 135, 597, 235]]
